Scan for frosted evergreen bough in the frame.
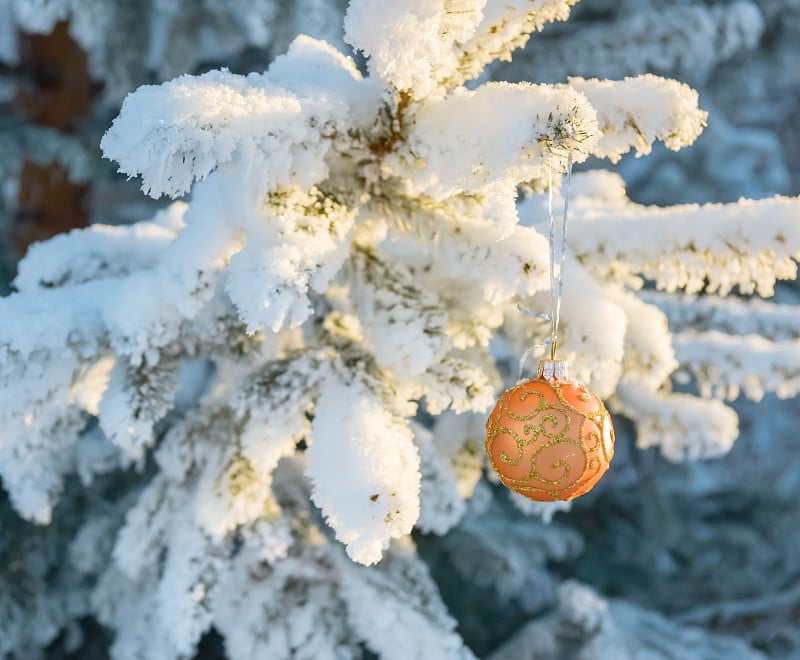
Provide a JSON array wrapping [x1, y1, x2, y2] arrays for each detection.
[[1, 0, 800, 657]]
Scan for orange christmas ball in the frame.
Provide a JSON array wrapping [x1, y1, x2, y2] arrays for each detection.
[[485, 359, 614, 501]]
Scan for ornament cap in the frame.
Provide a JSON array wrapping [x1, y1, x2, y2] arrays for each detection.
[[537, 358, 568, 381]]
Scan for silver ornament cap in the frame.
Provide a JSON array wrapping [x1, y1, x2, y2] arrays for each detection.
[[537, 358, 568, 381]]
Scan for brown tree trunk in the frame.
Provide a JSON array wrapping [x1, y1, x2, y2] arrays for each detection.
[[13, 20, 94, 254]]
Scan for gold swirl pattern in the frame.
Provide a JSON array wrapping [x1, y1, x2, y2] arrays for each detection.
[[485, 377, 614, 502]]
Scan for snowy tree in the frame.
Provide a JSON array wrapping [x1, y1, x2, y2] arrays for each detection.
[[1, 1, 799, 658]]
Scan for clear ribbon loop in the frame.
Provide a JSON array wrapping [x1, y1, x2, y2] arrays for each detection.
[[517, 154, 573, 382], [517, 341, 552, 383], [516, 304, 551, 322]]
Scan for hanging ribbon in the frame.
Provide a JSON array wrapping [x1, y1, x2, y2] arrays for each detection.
[[517, 153, 573, 382]]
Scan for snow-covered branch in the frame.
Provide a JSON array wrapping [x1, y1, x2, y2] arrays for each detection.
[[490, 580, 763, 660], [389, 81, 598, 200], [640, 291, 800, 341], [344, 0, 580, 97], [14, 208, 182, 290], [568, 75, 707, 162], [446, 0, 580, 89], [673, 331, 800, 401], [569, 181, 800, 296], [101, 38, 380, 198], [308, 368, 420, 565], [614, 383, 738, 462]]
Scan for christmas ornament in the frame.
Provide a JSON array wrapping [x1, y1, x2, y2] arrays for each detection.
[[485, 357, 614, 501], [485, 159, 615, 501]]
